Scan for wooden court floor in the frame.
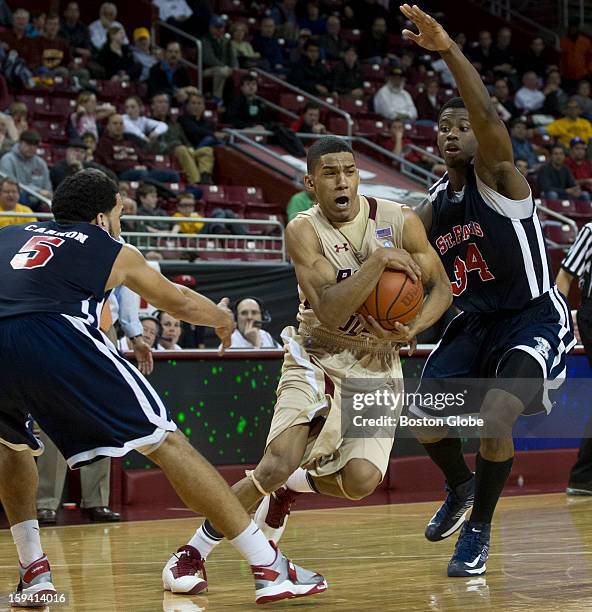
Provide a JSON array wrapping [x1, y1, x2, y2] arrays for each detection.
[[1, 493, 592, 612]]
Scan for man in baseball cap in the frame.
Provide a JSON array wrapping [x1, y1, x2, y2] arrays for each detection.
[[131, 26, 159, 81], [566, 137, 592, 193]]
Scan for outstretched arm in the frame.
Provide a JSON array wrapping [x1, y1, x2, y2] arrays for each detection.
[[400, 4, 529, 200]]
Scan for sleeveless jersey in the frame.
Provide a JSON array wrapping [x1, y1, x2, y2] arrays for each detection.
[[0, 221, 123, 327], [428, 165, 551, 313], [296, 195, 405, 345]]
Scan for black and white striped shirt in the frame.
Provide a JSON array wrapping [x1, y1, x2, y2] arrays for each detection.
[[562, 222, 592, 298]]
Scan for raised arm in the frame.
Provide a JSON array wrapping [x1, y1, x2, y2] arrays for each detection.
[[106, 245, 235, 349], [400, 4, 528, 199], [286, 216, 422, 329]]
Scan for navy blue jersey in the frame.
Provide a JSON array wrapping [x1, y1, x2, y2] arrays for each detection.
[[428, 165, 551, 313], [0, 221, 122, 326]]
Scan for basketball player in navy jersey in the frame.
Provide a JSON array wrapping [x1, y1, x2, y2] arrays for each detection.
[[400, 5, 575, 577], [0, 169, 326, 605]]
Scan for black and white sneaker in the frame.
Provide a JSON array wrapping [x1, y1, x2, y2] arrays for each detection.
[[425, 475, 475, 542]]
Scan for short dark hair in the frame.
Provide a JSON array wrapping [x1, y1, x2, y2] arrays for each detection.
[[52, 168, 118, 224], [0, 177, 19, 191], [438, 96, 466, 121], [304, 102, 320, 113], [136, 183, 157, 201], [306, 136, 354, 173], [303, 38, 319, 51], [240, 73, 257, 85], [509, 117, 527, 129], [551, 144, 565, 154]]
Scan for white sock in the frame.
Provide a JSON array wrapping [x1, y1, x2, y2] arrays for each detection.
[[285, 467, 315, 493], [11, 520, 43, 567], [188, 524, 222, 560], [229, 520, 276, 567]]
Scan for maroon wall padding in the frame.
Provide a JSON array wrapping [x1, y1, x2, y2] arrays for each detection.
[[121, 449, 579, 509], [214, 146, 299, 209]]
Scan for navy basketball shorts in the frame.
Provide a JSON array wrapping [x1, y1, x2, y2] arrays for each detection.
[[410, 287, 575, 419], [0, 313, 177, 468]]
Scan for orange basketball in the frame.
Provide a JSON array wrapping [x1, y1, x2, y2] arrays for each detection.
[[359, 270, 424, 330]]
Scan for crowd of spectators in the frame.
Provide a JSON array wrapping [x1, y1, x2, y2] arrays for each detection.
[[0, 1, 590, 241]]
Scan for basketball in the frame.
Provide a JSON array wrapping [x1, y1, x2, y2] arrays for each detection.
[[359, 270, 424, 330]]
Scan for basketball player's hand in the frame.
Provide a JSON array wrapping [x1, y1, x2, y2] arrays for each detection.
[[217, 297, 234, 319], [376, 247, 421, 283], [215, 298, 235, 355], [357, 314, 417, 354], [130, 336, 154, 375], [400, 4, 453, 53]]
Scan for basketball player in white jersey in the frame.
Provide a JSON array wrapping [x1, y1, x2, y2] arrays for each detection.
[[162, 137, 453, 593]]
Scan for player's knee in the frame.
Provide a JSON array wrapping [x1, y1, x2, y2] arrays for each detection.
[[254, 448, 298, 492], [480, 437, 514, 461], [341, 459, 381, 500]]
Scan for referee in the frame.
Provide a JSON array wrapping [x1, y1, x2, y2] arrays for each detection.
[[557, 223, 592, 495]]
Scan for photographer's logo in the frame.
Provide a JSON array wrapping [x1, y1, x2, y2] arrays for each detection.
[[534, 337, 551, 360]]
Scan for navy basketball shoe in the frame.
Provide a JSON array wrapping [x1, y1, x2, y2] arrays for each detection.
[[425, 475, 475, 541], [447, 522, 490, 577]]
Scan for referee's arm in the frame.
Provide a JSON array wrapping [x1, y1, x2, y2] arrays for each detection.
[[556, 224, 592, 297]]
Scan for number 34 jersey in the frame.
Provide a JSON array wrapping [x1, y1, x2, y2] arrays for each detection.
[[0, 221, 122, 326], [429, 165, 552, 313]]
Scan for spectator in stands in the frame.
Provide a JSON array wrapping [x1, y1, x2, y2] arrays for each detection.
[[538, 145, 590, 201], [358, 17, 390, 64], [231, 22, 261, 69], [27, 11, 45, 39], [82, 131, 98, 160], [542, 70, 569, 118], [343, 0, 389, 32], [69, 91, 116, 141], [574, 80, 592, 121], [147, 41, 193, 104], [415, 79, 441, 124], [225, 73, 270, 129], [515, 158, 529, 177], [269, 0, 299, 43], [89, 2, 128, 51], [331, 46, 364, 99], [7, 102, 28, 138], [95, 113, 180, 182], [519, 36, 553, 79], [0, 7, 28, 53], [96, 24, 141, 81], [25, 13, 70, 73], [298, 2, 325, 37], [291, 102, 326, 137], [560, 20, 592, 88], [287, 189, 314, 222], [491, 27, 516, 78], [0, 113, 17, 157], [172, 191, 204, 234], [59, 2, 91, 61], [288, 39, 330, 96], [123, 95, 168, 147], [468, 30, 495, 77], [49, 138, 114, 189], [152, 92, 216, 185], [0, 130, 51, 207], [229, 297, 279, 349], [566, 137, 592, 193], [510, 119, 539, 168], [202, 15, 238, 102], [288, 28, 312, 65], [0, 177, 36, 227], [253, 17, 285, 72], [135, 183, 170, 233], [514, 71, 545, 113], [546, 99, 592, 149], [155, 311, 183, 350], [492, 78, 519, 119], [373, 67, 418, 122], [131, 27, 160, 82], [318, 15, 347, 62], [140, 315, 161, 349], [121, 195, 137, 232], [153, 0, 193, 36]]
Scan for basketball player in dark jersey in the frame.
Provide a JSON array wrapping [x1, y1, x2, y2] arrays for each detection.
[[400, 5, 575, 576], [0, 169, 326, 605]]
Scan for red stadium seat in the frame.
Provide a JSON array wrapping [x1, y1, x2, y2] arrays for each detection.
[[357, 118, 387, 137], [31, 119, 68, 144], [18, 94, 51, 115], [339, 98, 368, 116], [226, 185, 264, 203], [201, 185, 227, 204], [543, 222, 577, 245], [51, 97, 77, 117], [204, 201, 245, 216], [362, 63, 385, 81], [279, 93, 307, 113], [541, 198, 577, 216], [244, 211, 284, 235]]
